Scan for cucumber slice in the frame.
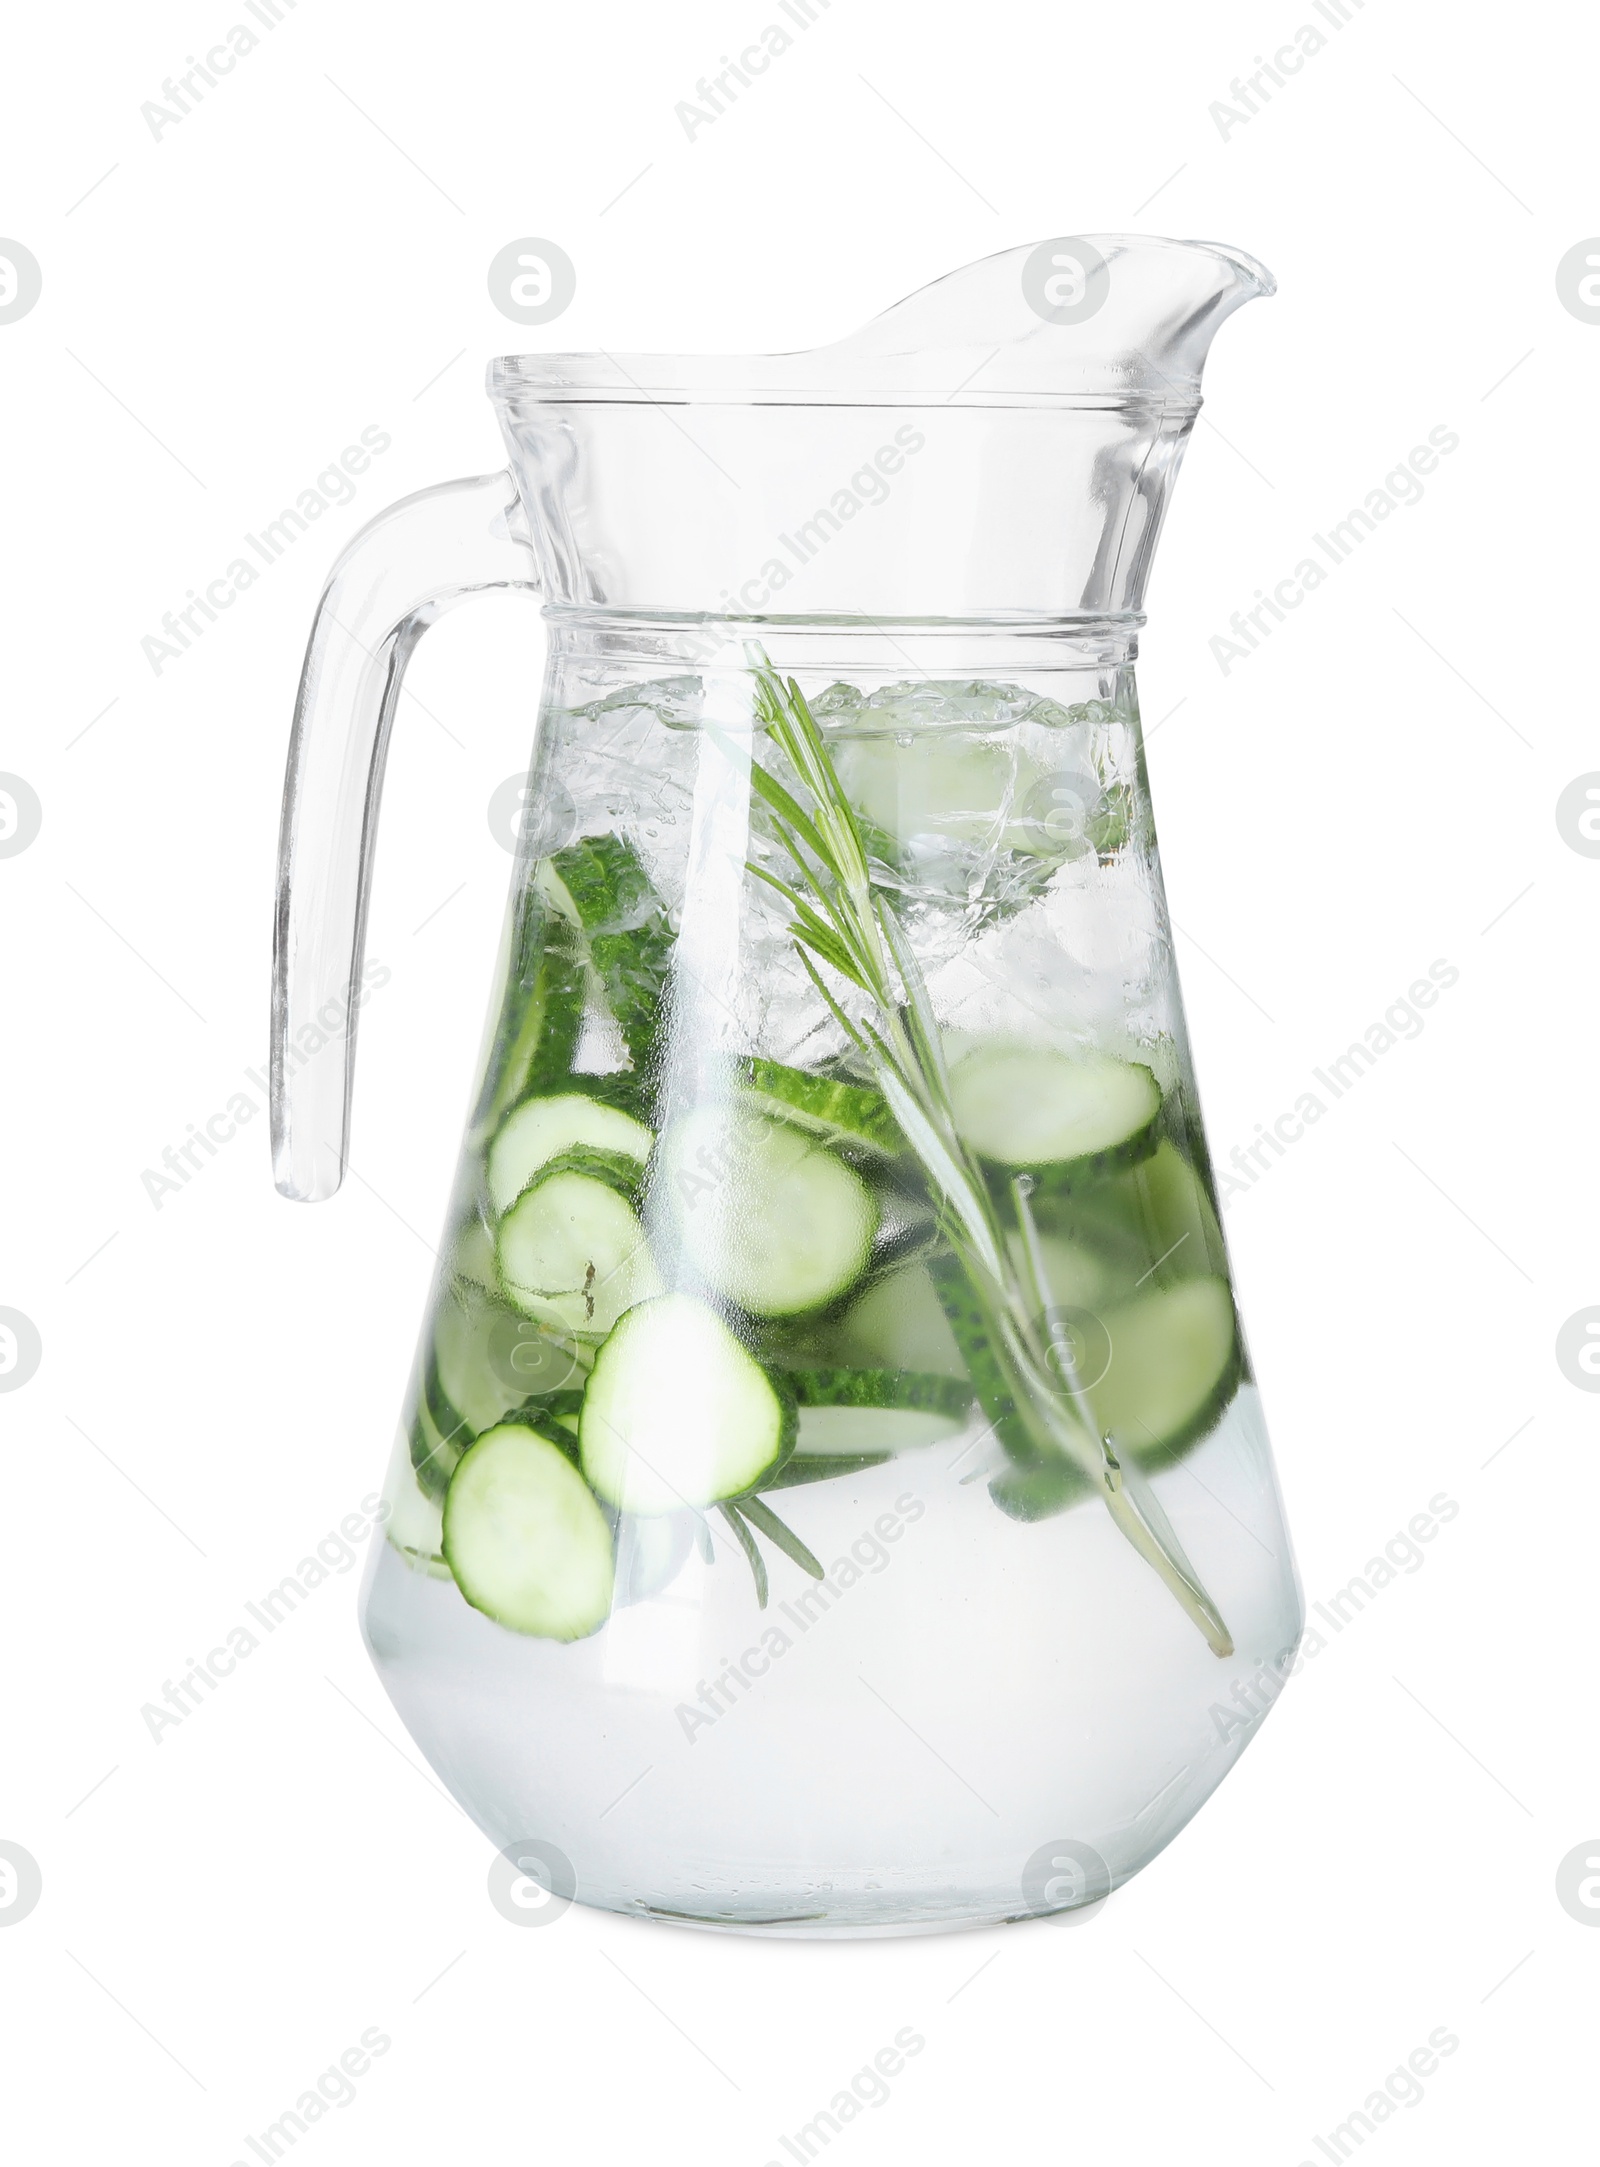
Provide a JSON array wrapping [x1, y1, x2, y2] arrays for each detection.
[[763, 1453, 893, 1490], [382, 1428, 452, 1577], [986, 1274, 1240, 1523], [796, 1405, 966, 1454], [540, 833, 660, 936], [1051, 1140, 1227, 1294], [580, 1294, 795, 1515], [657, 1104, 878, 1317], [443, 1423, 615, 1640], [983, 1272, 1239, 1521], [835, 732, 1039, 852], [1003, 1229, 1111, 1315], [497, 1151, 663, 1338], [1088, 1276, 1239, 1463], [781, 1366, 975, 1416], [449, 1215, 500, 1298], [538, 1385, 587, 1446], [411, 1395, 469, 1502], [432, 1287, 517, 1436], [834, 1264, 969, 1378], [989, 1460, 1096, 1523], [488, 1092, 653, 1217], [429, 1279, 588, 1443], [778, 1365, 974, 1457], [735, 1057, 901, 1155], [489, 940, 587, 1123], [591, 920, 673, 1086], [927, 1254, 1037, 1466], [476, 877, 588, 1128], [540, 836, 674, 1085], [949, 1046, 1161, 1187]]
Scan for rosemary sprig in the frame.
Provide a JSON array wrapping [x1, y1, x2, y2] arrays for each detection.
[[738, 1495, 826, 1579], [719, 1495, 826, 1607], [743, 650, 1233, 1658], [718, 1502, 768, 1609]]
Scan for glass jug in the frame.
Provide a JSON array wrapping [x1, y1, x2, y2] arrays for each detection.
[[272, 235, 1303, 1935]]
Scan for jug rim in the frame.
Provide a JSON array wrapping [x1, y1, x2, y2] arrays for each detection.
[[487, 232, 1273, 410], [485, 367, 1209, 413]]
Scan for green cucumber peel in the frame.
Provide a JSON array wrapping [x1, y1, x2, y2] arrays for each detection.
[[735, 1056, 903, 1155], [925, 1255, 1038, 1468], [474, 886, 586, 1130], [543, 836, 674, 1093], [988, 1460, 1096, 1523], [513, 1144, 645, 1210], [776, 1366, 974, 1418], [762, 1452, 893, 1490]]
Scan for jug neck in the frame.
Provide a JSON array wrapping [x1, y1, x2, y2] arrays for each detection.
[[541, 610, 1143, 685], [542, 611, 1144, 719]]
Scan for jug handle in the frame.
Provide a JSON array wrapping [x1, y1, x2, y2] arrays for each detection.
[[271, 469, 540, 1202]]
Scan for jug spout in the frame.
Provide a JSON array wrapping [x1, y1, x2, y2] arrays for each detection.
[[825, 233, 1276, 403], [489, 235, 1274, 620]]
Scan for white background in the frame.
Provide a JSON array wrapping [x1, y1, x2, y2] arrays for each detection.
[[1, 1, 1593, 2160]]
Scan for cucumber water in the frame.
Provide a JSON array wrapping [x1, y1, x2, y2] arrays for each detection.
[[381, 679, 1256, 1670]]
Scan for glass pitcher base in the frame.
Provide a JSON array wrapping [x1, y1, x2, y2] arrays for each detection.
[[362, 1391, 1299, 1939], [572, 1887, 1105, 1939]]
